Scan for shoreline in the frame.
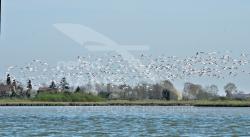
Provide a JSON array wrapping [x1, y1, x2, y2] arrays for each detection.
[[0, 100, 249, 107]]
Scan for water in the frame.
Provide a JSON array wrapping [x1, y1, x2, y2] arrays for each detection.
[[0, 106, 249, 137]]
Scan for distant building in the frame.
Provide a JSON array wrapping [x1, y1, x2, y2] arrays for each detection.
[[0, 84, 12, 97], [107, 84, 122, 93], [228, 92, 250, 99]]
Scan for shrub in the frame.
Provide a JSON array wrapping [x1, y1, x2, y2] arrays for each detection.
[[33, 92, 105, 102]]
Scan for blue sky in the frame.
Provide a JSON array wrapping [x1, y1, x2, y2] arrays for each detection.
[[0, 0, 250, 92]]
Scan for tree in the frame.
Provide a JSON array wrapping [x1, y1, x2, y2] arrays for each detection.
[[183, 82, 215, 100], [205, 85, 219, 96], [49, 81, 56, 89], [6, 74, 11, 85], [183, 83, 202, 99], [224, 83, 237, 97], [151, 83, 162, 99], [161, 80, 180, 100], [27, 80, 32, 90], [162, 89, 170, 100], [161, 80, 174, 90], [12, 79, 17, 90], [10, 79, 17, 97], [75, 86, 81, 93], [60, 77, 69, 91], [26, 80, 32, 98]]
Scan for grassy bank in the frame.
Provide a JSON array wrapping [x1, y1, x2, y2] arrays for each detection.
[[0, 99, 249, 107], [0, 92, 249, 106], [32, 92, 105, 102]]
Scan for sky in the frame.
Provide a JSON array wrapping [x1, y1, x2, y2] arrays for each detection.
[[0, 0, 250, 93]]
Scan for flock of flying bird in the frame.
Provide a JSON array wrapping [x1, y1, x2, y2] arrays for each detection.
[[5, 51, 250, 89]]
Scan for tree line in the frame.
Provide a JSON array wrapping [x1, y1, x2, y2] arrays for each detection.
[[0, 74, 246, 100]]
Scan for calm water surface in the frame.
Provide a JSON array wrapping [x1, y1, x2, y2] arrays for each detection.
[[0, 106, 249, 137]]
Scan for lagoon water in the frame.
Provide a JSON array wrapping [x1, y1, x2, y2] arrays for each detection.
[[0, 106, 249, 137]]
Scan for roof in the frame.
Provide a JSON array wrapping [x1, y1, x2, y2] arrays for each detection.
[[232, 93, 250, 99]]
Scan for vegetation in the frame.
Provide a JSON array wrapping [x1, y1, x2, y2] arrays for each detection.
[[224, 82, 238, 97], [1, 74, 250, 106], [33, 92, 105, 102], [183, 83, 220, 100]]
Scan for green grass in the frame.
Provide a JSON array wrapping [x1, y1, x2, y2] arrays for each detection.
[[0, 98, 32, 103], [32, 92, 106, 102]]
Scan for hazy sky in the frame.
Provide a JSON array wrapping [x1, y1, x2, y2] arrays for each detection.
[[0, 0, 250, 92]]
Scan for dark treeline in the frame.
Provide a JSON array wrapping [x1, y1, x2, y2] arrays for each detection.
[[0, 74, 32, 98]]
